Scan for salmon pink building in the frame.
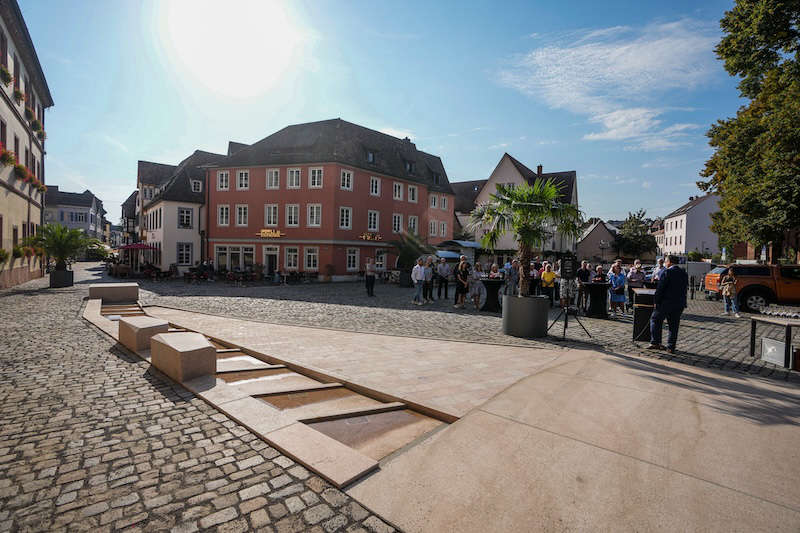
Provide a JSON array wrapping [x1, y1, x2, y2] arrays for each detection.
[[205, 119, 455, 278]]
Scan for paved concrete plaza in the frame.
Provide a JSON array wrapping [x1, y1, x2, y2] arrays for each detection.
[[1, 262, 799, 532]]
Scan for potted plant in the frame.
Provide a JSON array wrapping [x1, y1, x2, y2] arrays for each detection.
[[471, 180, 582, 338], [390, 232, 434, 287], [11, 245, 23, 259], [0, 144, 14, 166], [0, 248, 8, 265], [13, 164, 27, 180], [30, 119, 42, 132], [35, 224, 96, 288], [24, 106, 34, 120], [0, 65, 11, 86], [37, 130, 46, 141], [12, 89, 24, 104]]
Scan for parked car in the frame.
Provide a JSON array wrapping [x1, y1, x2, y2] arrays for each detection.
[[704, 264, 800, 312]]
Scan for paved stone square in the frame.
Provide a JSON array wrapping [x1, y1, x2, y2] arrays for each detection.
[[0, 263, 396, 533]]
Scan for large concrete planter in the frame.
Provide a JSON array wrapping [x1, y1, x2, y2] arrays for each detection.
[[502, 295, 549, 338], [50, 269, 74, 288]]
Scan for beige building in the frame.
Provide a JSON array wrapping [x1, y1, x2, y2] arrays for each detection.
[[576, 220, 618, 264], [0, 1, 53, 288]]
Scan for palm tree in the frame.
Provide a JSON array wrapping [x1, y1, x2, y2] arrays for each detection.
[[35, 224, 96, 271], [470, 179, 582, 296]]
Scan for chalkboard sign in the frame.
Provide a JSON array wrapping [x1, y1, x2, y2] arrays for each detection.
[[560, 255, 579, 280]]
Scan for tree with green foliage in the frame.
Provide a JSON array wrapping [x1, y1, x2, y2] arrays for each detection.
[[32, 224, 98, 271], [470, 179, 582, 296], [698, 0, 800, 260], [612, 209, 658, 258]]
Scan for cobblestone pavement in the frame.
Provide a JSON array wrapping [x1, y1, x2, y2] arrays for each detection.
[[0, 263, 398, 533], [138, 272, 798, 383]]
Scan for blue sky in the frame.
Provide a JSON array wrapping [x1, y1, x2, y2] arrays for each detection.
[[21, 0, 742, 222]]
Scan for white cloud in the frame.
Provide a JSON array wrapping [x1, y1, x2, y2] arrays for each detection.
[[379, 127, 415, 140], [499, 18, 717, 150], [488, 142, 510, 150]]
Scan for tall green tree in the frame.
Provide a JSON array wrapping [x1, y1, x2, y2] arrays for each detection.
[[470, 179, 582, 296], [612, 209, 658, 258], [698, 0, 800, 259]]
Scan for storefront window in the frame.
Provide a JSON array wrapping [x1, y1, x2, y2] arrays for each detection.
[[216, 246, 228, 271]]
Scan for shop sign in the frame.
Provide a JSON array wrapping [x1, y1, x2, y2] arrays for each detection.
[[258, 229, 284, 238], [359, 232, 382, 241]]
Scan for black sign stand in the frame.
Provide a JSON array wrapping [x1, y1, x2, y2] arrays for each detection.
[[547, 304, 592, 339]]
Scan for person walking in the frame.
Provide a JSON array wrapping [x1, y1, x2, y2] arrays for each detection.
[[436, 257, 451, 300], [647, 255, 689, 353], [454, 260, 470, 308], [626, 259, 646, 311], [540, 263, 558, 307], [469, 262, 486, 310], [720, 270, 741, 318], [365, 257, 376, 296], [608, 263, 627, 315], [411, 258, 425, 306]]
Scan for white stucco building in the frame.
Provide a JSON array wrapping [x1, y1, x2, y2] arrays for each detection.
[[661, 193, 720, 256]]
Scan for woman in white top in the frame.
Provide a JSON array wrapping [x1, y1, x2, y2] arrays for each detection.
[[469, 262, 486, 310], [411, 258, 425, 306]]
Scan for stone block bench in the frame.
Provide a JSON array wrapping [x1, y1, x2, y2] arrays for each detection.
[[88, 282, 139, 303], [151, 332, 216, 383], [119, 316, 169, 352]]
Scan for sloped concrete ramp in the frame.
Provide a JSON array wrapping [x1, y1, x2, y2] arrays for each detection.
[[348, 351, 800, 532]]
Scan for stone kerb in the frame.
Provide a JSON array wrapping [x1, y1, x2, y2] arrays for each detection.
[[151, 332, 216, 383], [118, 316, 169, 352], [88, 282, 139, 303]]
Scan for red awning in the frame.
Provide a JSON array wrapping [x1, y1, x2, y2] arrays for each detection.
[[120, 243, 158, 250]]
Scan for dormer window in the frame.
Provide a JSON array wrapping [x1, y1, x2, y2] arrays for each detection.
[[404, 160, 416, 174], [432, 172, 441, 185], [191, 180, 202, 193], [366, 150, 375, 163]]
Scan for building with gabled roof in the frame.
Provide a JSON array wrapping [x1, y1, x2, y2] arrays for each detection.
[[43, 186, 106, 240], [662, 193, 720, 256], [120, 190, 138, 244]]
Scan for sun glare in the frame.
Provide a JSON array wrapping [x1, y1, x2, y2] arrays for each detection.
[[160, 0, 308, 99]]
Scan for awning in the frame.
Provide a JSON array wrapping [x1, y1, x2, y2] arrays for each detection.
[[120, 243, 158, 250], [435, 250, 461, 259], [437, 240, 483, 249]]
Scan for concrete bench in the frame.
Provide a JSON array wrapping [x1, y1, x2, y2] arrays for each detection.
[[118, 316, 169, 352], [151, 332, 216, 383], [88, 282, 139, 303]]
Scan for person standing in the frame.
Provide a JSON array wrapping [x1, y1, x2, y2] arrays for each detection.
[[576, 261, 592, 310], [455, 255, 467, 305], [436, 257, 451, 300], [505, 259, 520, 297], [720, 270, 741, 318], [626, 259, 646, 311], [529, 261, 540, 295], [365, 257, 376, 296], [454, 260, 470, 308], [648, 255, 689, 353], [540, 263, 558, 307], [423, 256, 435, 303], [608, 263, 627, 315], [411, 258, 425, 306], [469, 262, 486, 310], [652, 258, 666, 282]]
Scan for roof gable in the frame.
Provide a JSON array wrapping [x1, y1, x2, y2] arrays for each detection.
[[665, 194, 717, 219], [451, 179, 487, 213], [137, 161, 178, 186], [504, 153, 576, 204], [144, 150, 226, 209]]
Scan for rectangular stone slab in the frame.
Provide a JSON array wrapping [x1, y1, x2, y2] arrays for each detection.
[[151, 332, 216, 383], [88, 282, 139, 303], [265, 422, 378, 488], [119, 316, 169, 352]]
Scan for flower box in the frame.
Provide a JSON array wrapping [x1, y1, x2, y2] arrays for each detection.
[[11, 245, 23, 259], [0, 150, 15, 166], [12, 89, 24, 103], [30, 119, 42, 132], [37, 130, 46, 141], [24, 107, 34, 120], [13, 164, 27, 179], [0, 65, 11, 86]]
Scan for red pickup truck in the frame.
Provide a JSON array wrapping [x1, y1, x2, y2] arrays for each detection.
[[704, 264, 800, 312]]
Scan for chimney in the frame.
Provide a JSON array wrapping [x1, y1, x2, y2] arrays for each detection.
[[537, 164, 542, 177]]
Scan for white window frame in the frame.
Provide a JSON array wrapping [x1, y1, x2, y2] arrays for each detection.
[[392, 213, 402, 234], [369, 176, 380, 196], [217, 204, 230, 226], [307, 204, 322, 227], [393, 182, 403, 200], [191, 180, 202, 193], [440, 221, 447, 236], [430, 195, 437, 208], [286, 204, 299, 227], [266, 169, 280, 189], [340, 169, 353, 191], [264, 204, 278, 227], [285, 247, 299, 270], [408, 215, 418, 234], [178, 207, 193, 229], [309, 167, 323, 189], [236, 170, 250, 190], [217, 171, 229, 191], [304, 247, 319, 271], [408, 185, 418, 203], [429, 220, 437, 237], [287, 168, 301, 189], [235, 204, 248, 227], [177, 242, 193, 266], [367, 210, 379, 232], [339, 206, 352, 230], [346, 248, 359, 272], [375, 249, 386, 270], [440, 196, 447, 210]]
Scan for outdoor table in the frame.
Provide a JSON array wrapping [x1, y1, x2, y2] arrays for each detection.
[[749, 315, 800, 368], [584, 282, 609, 318], [632, 288, 657, 342], [481, 278, 504, 313]]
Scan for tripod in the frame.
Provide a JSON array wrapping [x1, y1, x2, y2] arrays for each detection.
[[547, 304, 592, 339]]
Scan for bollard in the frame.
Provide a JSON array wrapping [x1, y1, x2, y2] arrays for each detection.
[[690, 275, 695, 300]]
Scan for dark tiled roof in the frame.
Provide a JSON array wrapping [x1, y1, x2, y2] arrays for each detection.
[[665, 194, 717, 219], [213, 118, 454, 194], [144, 150, 226, 209], [137, 161, 178, 186], [227, 141, 248, 156], [121, 190, 138, 218], [45, 186, 98, 208], [505, 153, 576, 204], [451, 179, 487, 213]]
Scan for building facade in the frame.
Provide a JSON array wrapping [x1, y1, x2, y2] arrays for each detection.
[[576, 220, 618, 264], [205, 119, 455, 278], [43, 187, 106, 240], [661, 194, 720, 256], [120, 190, 137, 244], [0, 0, 53, 288]]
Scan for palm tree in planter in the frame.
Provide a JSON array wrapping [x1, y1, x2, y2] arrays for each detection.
[[35, 224, 95, 287], [470, 180, 582, 338], [389, 232, 434, 287]]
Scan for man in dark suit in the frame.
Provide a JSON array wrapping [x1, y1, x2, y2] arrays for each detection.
[[647, 255, 688, 353]]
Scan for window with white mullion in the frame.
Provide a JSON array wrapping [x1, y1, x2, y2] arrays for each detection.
[[392, 213, 402, 233], [340, 170, 353, 190], [235, 204, 248, 226], [287, 168, 301, 189], [309, 168, 323, 188], [367, 210, 379, 232], [267, 169, 280, 189], [307, 204, 322, 227], [217, 171, 229, 191], [264, 204, 278, 226], [286, 204, 299, 227], [339, 207, 352, 229], [237, 170, 249, 190]]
